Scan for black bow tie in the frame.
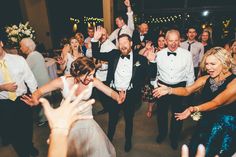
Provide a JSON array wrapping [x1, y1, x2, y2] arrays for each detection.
[[120, 54, 130, 59], [167, 52, 177, 56]]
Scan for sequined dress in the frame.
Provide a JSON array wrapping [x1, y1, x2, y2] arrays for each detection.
[[189, 74, 236, 157]]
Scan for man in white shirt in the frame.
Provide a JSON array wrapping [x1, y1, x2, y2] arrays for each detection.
[[20, 38, 51, 126], [180, 27, 204, 79], [109, 0, 134, 47], [0, 39, 38, 157], [154, 29, 195, 150], [92, 28, 156, 152], [84, 26, 95, 58]]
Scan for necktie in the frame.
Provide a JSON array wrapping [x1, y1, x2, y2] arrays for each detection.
[[188, 42, 194, 51], [120, 54, 130, 59], [167, 52, 177, 56], [118, 28, 122, 37], [0, 60, 17, 101]]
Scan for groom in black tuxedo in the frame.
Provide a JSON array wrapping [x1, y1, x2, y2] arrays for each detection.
[[92, 28, 156, 152]]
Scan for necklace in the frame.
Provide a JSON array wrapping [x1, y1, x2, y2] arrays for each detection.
[[209, 77, 225, 92]]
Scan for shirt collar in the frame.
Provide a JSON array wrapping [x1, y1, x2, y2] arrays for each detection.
[[167, 47, 179, 53], [187, 40, 196, 44]]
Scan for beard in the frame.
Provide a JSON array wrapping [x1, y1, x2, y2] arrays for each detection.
[[120, 47, 131, 55]]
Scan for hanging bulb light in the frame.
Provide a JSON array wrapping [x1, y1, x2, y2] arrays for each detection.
[[73, 23, 78, 32]]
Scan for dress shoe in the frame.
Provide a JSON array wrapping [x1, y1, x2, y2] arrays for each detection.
[[97, 109, 107, 115], [30, 146, 39, 157], [155, 135, 165, 144], [124, 141, 132, 152], [170, 141, 178, 150]]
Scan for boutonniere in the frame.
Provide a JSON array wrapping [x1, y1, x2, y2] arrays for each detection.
[[134, 61, 141, 67]]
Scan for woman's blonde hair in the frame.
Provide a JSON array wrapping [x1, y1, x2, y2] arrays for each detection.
[[200, 47, 233, 73]]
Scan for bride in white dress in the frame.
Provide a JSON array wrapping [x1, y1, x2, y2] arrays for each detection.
[[22, 57, 125, 157]]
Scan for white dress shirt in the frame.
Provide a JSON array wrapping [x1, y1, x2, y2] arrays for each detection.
[[155, 47, 195, 86], [95, 39, 117, 81], [140, 33, 145, 42], [85, 37, 92, 58], [109, 11, 134, 47], [114, 52, 133, 90], [0, 53, 38, 99], [180, 40, 204, 68]]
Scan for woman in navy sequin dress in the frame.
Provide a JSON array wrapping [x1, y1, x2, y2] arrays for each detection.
[[153, 47, 236, 156]]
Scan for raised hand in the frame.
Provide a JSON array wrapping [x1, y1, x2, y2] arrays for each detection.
[[146, 48, 156, 62], [93, 26, 103, 41], [56, 56, 65, 65], [39, 85, 95, 134], [124, 0, 131, 7], [145, 41, 153, 50], [152, 83, 170, 98]]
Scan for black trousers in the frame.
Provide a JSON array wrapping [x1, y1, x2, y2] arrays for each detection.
[[0, 97, 33, 157], [156, 81, 186, 143], [107, 89, 136, 142]]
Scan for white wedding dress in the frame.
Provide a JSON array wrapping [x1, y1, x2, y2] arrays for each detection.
[[60, 76, 116, 157]]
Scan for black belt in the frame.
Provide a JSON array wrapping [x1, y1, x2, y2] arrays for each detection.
[[158, 80, 186, 88]]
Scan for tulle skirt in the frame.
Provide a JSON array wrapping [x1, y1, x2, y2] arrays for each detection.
[[67, 119, 116, 157]]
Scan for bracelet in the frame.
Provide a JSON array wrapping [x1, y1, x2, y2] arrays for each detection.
[[194, 106, 200, 112]]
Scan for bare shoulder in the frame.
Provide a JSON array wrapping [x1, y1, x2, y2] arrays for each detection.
[[196, 75, 209, 86]]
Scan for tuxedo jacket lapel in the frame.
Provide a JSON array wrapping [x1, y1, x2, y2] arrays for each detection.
[[131, 52, 138, 82], [113, 55, 120, 74]]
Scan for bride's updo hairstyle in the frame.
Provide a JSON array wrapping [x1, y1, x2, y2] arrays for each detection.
[[70, 56, 95, 78]]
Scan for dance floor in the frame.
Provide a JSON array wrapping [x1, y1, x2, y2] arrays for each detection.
[[0, 92, 196, 157]]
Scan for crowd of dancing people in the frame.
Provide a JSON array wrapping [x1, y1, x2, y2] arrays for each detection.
[[1, 0, 236, 157]]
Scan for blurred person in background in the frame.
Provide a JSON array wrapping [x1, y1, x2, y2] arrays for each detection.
[[20, 37, 51, 127]]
